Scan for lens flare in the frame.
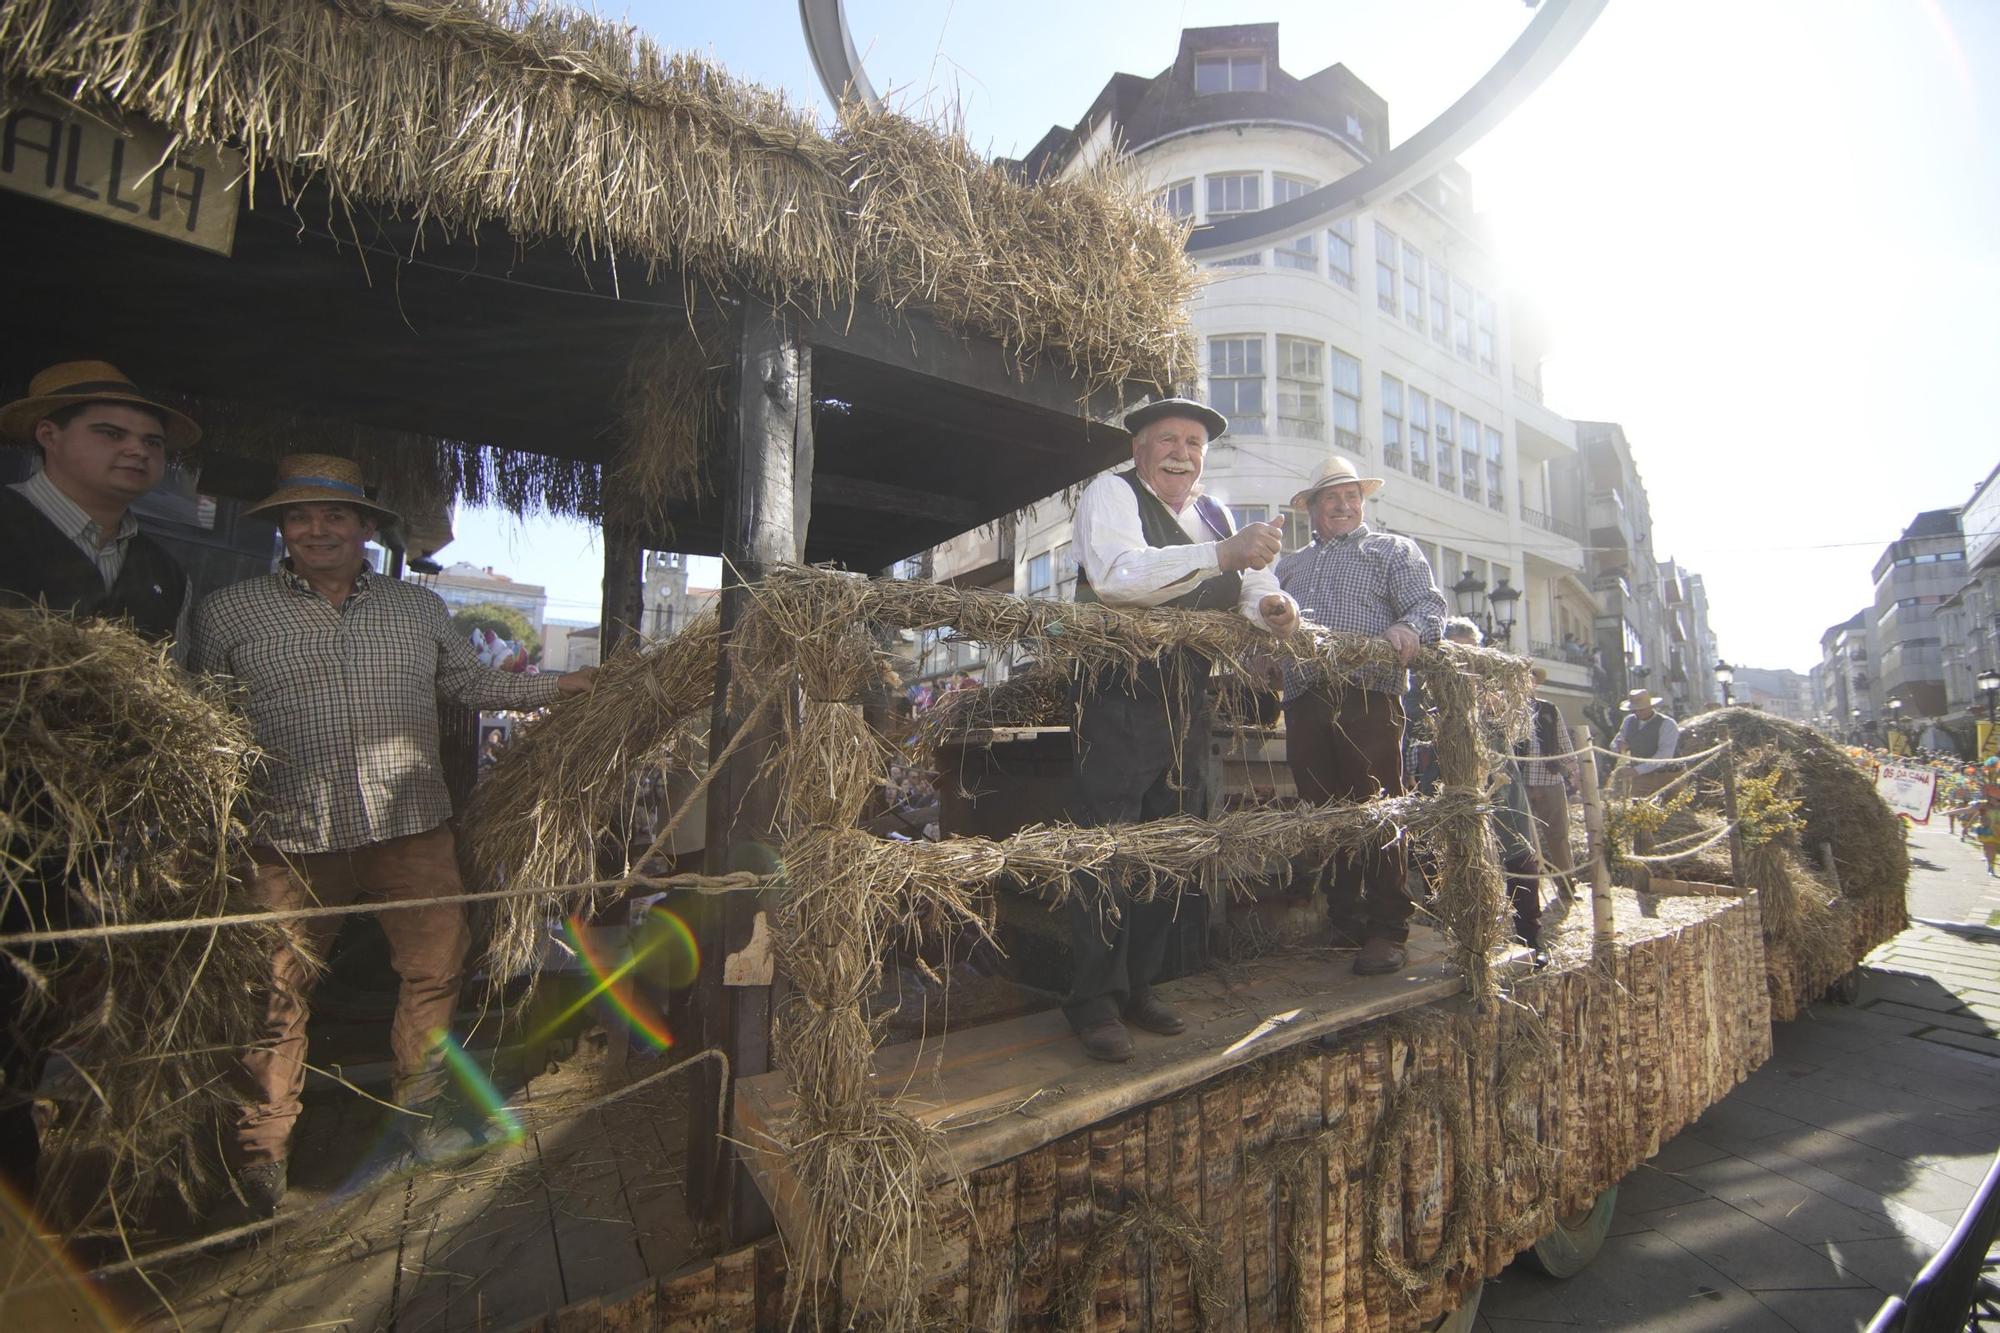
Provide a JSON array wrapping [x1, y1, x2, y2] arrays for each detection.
[[0, 1183, 123, 1329], [430, 1029, 524, 1145], [531, 913, 693, 1053]]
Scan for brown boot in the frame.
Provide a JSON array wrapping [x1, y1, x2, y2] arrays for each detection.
[[1124, 994, 1187, 1036], [1075, 1019, 1134, 1063], [1353, 937, 1409, 976]]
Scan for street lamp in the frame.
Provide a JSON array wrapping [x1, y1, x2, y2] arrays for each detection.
[[1450, 571, 1520, 646], [1713, 659, 1734, 707], [1978, 667, 2000, 722]]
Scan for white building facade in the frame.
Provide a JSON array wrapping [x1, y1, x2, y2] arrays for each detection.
[[987, 23, 1597, 721]]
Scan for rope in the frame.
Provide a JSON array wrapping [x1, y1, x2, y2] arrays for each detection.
[[0, 871, 776, 950], [1365, 1068, 1478, 1292], [1620, 820, 1739, 866]]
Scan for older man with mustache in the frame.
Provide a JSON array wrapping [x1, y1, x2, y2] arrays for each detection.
[[1062, 398, 1298, 1062]]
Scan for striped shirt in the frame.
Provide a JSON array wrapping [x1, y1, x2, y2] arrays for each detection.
[[195, 566, 563, 852], [1276, 524, 1447, 698], [10, 466, 193, 660]]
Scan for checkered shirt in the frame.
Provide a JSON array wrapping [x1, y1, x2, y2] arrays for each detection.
[[12, 467, 193, 660], [1521, 704, 1578, 789], [1276, 524, 1447, 698], [194, 566, 562, 852]]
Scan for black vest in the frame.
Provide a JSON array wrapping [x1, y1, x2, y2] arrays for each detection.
[[0, 486, 186, 641], [1515, 698, 1565, 760], [1074, 470, 1243, 612], [1627, 712, 1667, 759]]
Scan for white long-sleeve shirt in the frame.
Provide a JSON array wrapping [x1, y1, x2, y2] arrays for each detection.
[[1612, 711, 1681, 775], [1071, 471, 1292, 630]]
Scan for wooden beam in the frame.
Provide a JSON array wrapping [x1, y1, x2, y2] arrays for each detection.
[[599, 517, 645, 656], [812, 474, 982, 527], [686, 301, 810, 1242]]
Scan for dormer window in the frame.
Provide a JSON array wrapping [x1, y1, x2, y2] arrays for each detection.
[[1195, 53, 1266, 94]]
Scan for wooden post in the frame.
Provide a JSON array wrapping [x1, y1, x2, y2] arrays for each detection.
[[1718, 741, 1745, 888], [599, 515, 646, 657], [1573, 724, 1617, 947], [685, 301, 811, 1241]]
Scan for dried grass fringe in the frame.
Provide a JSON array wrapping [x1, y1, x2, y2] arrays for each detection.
[[2, 0, 1200, 526], [0, 608, 278, 1233]]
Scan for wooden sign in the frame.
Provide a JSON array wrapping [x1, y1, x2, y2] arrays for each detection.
[[2, 95, 243, 255]]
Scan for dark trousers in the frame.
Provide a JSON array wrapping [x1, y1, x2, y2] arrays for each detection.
[[1, 871, 75, 1203], [1285, 688, 1413, 944], [1064, 665, 1211, 1031]]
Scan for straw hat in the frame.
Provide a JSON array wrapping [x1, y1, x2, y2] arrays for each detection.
[[0, 360, 200, 450], [1290, 455, 1385, 508], [1123, 396, 1227, 441], [1619, 687, 1664, 711], [246, 454, 400, 522]]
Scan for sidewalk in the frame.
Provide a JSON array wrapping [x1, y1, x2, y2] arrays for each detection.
[[1476, 820, 2000, 1332]]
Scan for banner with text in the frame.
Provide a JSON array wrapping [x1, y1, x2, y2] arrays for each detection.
[[1875, 763, 1936, 824]]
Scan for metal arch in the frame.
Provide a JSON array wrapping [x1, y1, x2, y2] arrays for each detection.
[[799, 0, 881, 112], [797, 0, 1608, 259]]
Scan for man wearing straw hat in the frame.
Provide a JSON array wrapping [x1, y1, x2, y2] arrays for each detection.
[[0, 360, 200, 1201], [194, 455, 595, 1216], [1277, 457, 1447, 976], [0, 359, 199, 650], [1610, 687, 1680, 799], [1064, 398, 1299, 1063]]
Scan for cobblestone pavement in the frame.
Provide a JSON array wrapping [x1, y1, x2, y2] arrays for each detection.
[[1475, 820, 2000, 1332]]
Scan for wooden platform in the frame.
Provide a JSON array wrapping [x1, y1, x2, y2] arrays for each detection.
[[734, 925, 1495, 1246]]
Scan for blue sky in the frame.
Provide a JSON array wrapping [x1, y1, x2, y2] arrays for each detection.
[[449, 1, 2000, 670]]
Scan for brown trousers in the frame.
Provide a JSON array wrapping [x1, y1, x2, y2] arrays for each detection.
[[1525, 784, 1574, 877], [233, 823, 471, 1166], [1285, 688, 1412, 944]]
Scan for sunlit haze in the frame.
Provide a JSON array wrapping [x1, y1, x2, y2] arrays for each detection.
[[452, 0, 2000, 669]]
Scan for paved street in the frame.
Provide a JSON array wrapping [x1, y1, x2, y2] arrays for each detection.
[[1476, 820, 2000, 1332]]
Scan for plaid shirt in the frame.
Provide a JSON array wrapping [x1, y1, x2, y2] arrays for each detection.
[[11, 467, 193, 660], [194, 565, 562, 852], [1276, 524, 1447, 698], [1521, 703, 1580, 789]]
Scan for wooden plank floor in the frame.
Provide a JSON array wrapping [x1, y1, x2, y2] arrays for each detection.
[[735, 925, 1508, 1250], [103, 1049, 704, 1332]]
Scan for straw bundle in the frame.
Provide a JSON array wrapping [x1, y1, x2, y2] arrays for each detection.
[[462, 607, 720, 985], [0, 608, 272, 1229]]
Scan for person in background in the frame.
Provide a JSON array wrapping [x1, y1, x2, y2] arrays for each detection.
[[1278, 458, 1446, 976], [195, 454, 596, 1220], [1063, 398, 1298, 1062], [1519, 667, 1581, 902], [1610, 688, 1679, 798], [0, 360, 201, 1204]]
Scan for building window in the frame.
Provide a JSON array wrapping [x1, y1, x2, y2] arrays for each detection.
[[1283, 505, 1314, 550], [1375, 222, 1399, 315], [1195, 53, 1266, 94], [1205, 173, 1263, 266], [1381, 373, 1405, 471], [1229, 504, 1271, 531], [1208, 335, 1266, 435], [1344, 111, 1365, 143], [1475, 294, 1497, 372], [1273, 175, 1318, 272], [1429, 261, 1449, 346], [1453, 279, 1475, 360], [1401, 242, 1425, 331], [1459, 411, 1482, 501], [1156, 179, 1195, 220], [1483, 425, 1505, 511], [1275, 335, 1325, 439], [1206, 173, 1262, 218], [1435, 401, 1457, 489], [1326, 218, 1356, 291], [1331, 348, 1363, 450], [1025, 551, 1052, 599], [1408, 389, 1431, 481], [1054, 540, 1077, 601]]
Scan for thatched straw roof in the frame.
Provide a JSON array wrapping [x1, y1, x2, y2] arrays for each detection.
[[2, 0, 1198, 414]]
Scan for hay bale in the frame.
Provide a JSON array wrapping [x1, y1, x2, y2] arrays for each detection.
[[0, 608, 274, 1230], [1678, 708, 1907, 905]]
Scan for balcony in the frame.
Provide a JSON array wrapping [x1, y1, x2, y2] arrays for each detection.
[[1334, 427, 1367, 458], [1522, 507, 1583, 543], [1587, 489, 1637, 555]]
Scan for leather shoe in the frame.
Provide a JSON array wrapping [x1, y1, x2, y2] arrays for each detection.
[[1353, 937, 1409, 976], [1124, 995, 1187, 1036], [1075, 1019, 1134, 1063], [399, 1095, 502, 1166], [206, 1159, 286, 1230]]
